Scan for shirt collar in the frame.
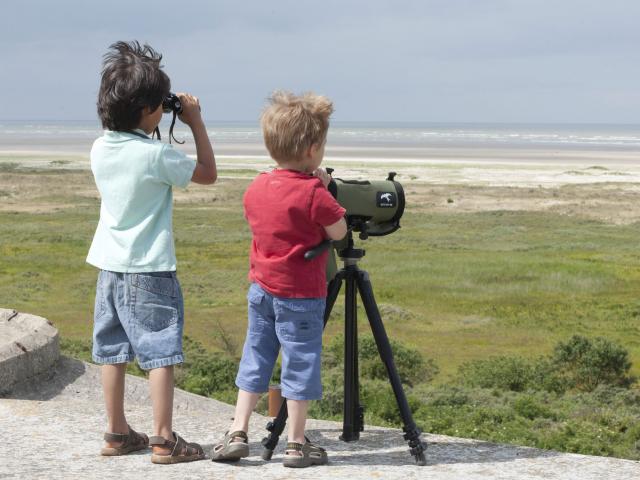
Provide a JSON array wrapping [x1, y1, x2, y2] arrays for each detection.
[[105, 129, 151, 139], [271, 168, 311, 178]]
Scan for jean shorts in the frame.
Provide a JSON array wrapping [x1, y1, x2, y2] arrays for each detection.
[[92, 270, 184, 370], [235, 283, 325, 401]]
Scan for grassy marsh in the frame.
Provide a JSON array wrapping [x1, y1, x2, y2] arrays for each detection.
[[1, 168, 640, 380]]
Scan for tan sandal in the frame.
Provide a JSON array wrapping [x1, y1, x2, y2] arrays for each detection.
[[283, 441, 328, 468], [149, 432, 205, 464], [211, 430, 249, 462], [101, 426, 149, 456]]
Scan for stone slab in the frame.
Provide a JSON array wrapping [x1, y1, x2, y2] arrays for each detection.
[[0, 357, 638, 479], [0, 308, 59, 394]]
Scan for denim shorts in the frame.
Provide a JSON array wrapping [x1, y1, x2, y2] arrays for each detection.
[[92, 270, 184, 370], [235, 283, 325, 401]]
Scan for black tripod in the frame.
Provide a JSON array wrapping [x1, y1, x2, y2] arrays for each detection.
[[260, 231, 427, 465]]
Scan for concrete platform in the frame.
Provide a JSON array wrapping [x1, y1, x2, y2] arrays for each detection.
[[0, 308, 59, 394], [1, 356, 638, 480]]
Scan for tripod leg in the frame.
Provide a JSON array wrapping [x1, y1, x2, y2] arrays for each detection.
[[356, 270, 427, 466], [260, 400, 288, 460], [324, 272, 344, 327], [261, 271, 344, 460], [341, 268, 362, 441]]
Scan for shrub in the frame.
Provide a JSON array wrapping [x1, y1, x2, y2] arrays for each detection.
[[530, 357, 567, 394], [175, 336, 238, 397], [360, 379, 423, 425], [176, 355, 237, 396], [458, 356, 534, 391], [551, 335, 634, 391], [421, 385, 471, 407], [324, 334, 439, 387], [513, 395, 556, 420]]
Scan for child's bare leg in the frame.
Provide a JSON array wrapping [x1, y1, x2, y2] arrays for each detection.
[[102, 363, 129, 447], [229, 389, 261, 433], [286, 399, 309, 455], [149, 366, 175, 454]]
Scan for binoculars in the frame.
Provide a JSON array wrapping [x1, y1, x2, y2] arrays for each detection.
[[162, 93, 183, 115]]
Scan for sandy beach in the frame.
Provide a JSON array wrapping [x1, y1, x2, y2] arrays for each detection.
[[2, 132, 640, 224]]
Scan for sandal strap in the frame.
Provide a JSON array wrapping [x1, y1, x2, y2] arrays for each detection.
[[104, 426, 147, 447], [104, 432, 128, 443], [149, 435, 167, 446], [228, 430, 248, 442], [126, 427, 147, 447], [215, 430, 248, 451], [286, 442, 304, 451], [306, 442, 326, 453], [173, 433, 204, 456], [150, 432, 203, 457]]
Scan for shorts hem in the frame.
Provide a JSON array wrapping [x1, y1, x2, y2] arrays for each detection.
[[281, 389, 322, 401], [235, 380, 269, 395], [138, 354, 184, 370], [92, 353, 135, 365]]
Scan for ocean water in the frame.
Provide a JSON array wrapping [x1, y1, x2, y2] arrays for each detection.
[[0, 121, 639, 154]]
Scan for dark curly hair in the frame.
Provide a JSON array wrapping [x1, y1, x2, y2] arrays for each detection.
[[97, 41, 171, 131]]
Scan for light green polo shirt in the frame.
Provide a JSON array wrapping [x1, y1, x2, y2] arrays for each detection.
[[86, 130, 196, 272]]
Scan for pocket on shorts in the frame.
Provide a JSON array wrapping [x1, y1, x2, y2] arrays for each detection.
[[247, 283, 265, 305], [131, 273, 179, 331], [247, 284, 266, 334], [275, 298, 324, 342], [94, 271, 108, 319]]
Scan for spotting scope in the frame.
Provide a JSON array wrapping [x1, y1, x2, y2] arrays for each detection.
[[327, 169, 405, 238]]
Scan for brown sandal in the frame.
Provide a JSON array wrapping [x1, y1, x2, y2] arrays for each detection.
[[101, 426, 149, 456], [149, 432, 205, 464]]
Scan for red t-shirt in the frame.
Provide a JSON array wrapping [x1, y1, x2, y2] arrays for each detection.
[[243, 169, 346, 298]]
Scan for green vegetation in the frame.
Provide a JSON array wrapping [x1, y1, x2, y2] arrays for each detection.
[[2, 173, 640, 459], [59, 334, 640, 459]]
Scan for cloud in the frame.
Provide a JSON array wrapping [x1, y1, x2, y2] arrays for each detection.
[[2, 0, 640, 122]]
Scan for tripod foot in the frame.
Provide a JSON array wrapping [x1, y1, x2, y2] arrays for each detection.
[[406, 428, 427, 466], [261, 448, 274, 461], [415, 451, 427, 466]]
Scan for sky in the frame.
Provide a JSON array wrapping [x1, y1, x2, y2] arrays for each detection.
[[1, 0, 639, 124]]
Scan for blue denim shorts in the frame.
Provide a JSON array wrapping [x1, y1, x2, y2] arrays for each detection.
[[92, 270, 184, 370], [235, 283, 325, 401]]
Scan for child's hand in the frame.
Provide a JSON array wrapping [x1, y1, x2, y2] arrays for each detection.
[[177, 92, 203, 127], [313, 168, 331, 188]]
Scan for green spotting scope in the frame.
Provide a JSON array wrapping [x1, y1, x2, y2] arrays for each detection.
[[327, 169, 405, 238], [313, 169, 405, 281]]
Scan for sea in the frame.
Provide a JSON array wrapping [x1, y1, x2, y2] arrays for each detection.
[[1, 121, 639, 155]]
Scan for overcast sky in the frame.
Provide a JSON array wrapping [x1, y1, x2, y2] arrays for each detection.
[[2, 0, 639, 124]]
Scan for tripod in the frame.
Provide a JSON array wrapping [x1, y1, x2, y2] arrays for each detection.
[[260, 231, 427, 466]]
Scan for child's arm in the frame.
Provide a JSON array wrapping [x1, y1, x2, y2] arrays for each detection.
[[178, 93, 217, 185], [314, 168, 348, 240], [324, 217, 347, 240]]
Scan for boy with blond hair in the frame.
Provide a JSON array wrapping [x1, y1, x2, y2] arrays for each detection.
[[212, 91, 347, 467]]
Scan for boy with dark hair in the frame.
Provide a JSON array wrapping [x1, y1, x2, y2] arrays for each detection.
[[212, 91, 347, 468], [87, 40, 216, 464]]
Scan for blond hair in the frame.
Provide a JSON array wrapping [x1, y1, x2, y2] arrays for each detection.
[[261, 91, 334, 164]]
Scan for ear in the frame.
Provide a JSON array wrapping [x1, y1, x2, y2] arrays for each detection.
[[309, 143, 321, 158]]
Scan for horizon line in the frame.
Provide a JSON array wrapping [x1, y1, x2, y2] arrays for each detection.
[[1, 119, 639, 128]]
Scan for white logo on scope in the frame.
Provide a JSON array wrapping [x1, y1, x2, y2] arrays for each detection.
[[377, 191, 395, 208]]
